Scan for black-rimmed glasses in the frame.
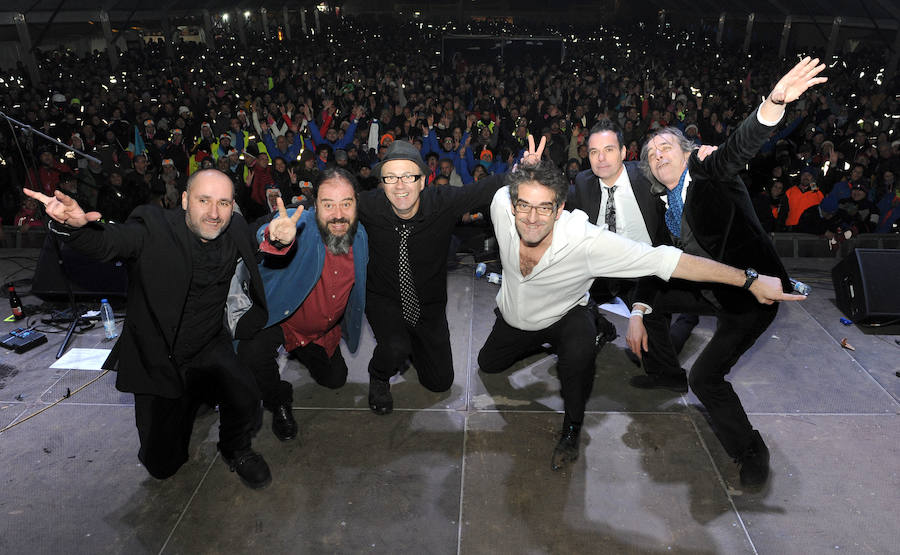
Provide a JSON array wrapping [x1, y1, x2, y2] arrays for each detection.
[[381, 174, 422, 184]]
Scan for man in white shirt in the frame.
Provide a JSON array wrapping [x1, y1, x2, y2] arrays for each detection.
[[478, 161, 806, 471]]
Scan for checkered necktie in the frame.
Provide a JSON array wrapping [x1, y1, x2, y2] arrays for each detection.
[[398, 224, 420, 326], [604, 185, 617, 233]]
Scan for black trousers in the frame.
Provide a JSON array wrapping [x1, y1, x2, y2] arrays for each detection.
[[133, 332, 260, 480], [642, 286, 778, 458], [591, 277, 699, 355], [365, 293, 453, 392], [237, 324, 348, 410], [478, 304, 599, 424]]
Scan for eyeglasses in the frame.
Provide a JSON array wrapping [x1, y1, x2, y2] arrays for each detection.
[[514, 200, 557, 216], [381, 174, 422, 184]]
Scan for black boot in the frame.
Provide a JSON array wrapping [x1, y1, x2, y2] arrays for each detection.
[[221, 448, 272, 490], [551, 419, 582, 471], [368, 376, 393, 415], [737, 430, 770, 487], [271, 404, 298, 441]]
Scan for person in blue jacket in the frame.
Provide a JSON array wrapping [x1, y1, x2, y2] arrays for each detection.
[[237, 167, 368, 442]]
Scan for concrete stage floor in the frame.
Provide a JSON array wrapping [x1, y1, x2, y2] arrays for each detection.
[[0, 249, 897, 554]]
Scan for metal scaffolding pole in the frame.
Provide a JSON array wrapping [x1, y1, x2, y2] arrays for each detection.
[[13, 13, 40, 85], [716, 13, 726, 45], [283, 6, 291, 41], [778, 15, 792, 59], [99, 9, 118, 71]]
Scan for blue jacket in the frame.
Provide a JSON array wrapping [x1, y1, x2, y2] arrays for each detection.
[[256, 208, 368, 353]]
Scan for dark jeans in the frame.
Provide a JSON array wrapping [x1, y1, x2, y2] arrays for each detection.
[[134, 332, 260, 479], [237, 324, 348, 410], [478, 304, 599, 424], [642, 286, 778, 458], [365, 293, 453, 392]]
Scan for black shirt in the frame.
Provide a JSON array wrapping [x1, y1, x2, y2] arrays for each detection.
[[358, 174, 504, 306], [173, 231, 238, 361]]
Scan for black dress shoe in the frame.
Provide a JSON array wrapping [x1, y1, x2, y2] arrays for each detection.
[[271, 404, 298, 441], [629, 373, 688, 393], [551, 422, 582, 471], [221, 448, 272, 490], [738, 430, 770, 487], [368, 376, 393, 415]]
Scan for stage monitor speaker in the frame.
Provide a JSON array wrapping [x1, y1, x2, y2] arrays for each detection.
[[31, 234, 128, 299], [831, 248, 900, 325]]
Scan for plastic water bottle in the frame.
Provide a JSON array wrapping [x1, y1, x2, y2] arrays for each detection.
[[100, 299, 117, 339], [475, 262, 487, 278]]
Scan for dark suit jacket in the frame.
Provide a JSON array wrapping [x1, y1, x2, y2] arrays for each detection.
[[57, 206, 267, 398], [568, 162, 670, 304], [569, 163, 667, 245], [674, 108, 790, 312]]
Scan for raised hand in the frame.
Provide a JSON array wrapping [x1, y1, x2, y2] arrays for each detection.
[[768, 57, 828, 105], [267, 197, 304, 245], [24, 188, 101, 227], [519, 134, 547, 167]]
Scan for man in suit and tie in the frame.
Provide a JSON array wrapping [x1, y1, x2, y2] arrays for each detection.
[[568, 120, 699, 366], [629, 57, 827, 486]]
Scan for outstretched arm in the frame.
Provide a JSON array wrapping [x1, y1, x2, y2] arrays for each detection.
[[24, 188, 101, 227], [671, 253, 805, 305]]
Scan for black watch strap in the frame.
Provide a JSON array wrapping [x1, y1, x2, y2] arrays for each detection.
[[742, 268, 758, 290]]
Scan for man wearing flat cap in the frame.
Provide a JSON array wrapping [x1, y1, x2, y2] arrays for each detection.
[[357, 141, 506, 414]]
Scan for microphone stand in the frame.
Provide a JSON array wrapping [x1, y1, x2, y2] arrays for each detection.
[[0, 111, 102, 165], [1, 110, 103, 358]]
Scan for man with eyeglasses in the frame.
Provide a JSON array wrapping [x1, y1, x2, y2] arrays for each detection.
[[357, 140, 506, 415], [478, 160, 806, 472]]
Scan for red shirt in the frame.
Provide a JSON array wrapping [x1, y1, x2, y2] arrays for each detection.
[[280, 248, 355, 355], [28, 163, 72, 196]]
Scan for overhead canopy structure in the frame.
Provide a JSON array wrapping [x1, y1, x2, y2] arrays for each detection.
[[0, 0, 897, 79]]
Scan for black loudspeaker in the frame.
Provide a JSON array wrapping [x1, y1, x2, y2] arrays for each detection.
[[831, 248, 900, 325], [32, 234, 128, 299]]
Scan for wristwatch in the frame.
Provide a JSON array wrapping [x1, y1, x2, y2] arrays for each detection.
[[742, 268, 759, 289]]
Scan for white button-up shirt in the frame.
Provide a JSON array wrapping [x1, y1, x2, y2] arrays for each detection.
[[492, 187, 682, 331], [598, 168, 652, 245]]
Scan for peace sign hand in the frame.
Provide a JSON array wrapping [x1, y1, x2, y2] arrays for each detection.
[[519, 134, 546, 168], [267, 197, 304, 245], [23, 188, 101, 228]]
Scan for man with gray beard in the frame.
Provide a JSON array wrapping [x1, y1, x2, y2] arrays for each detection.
[[237, 168, 369, 442]]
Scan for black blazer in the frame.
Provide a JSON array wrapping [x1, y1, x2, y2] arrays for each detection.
[[676, 109, 790, 311], [568, 162, 667, 247], [568, 162, 670, 304], [59, 206, 267, 398]]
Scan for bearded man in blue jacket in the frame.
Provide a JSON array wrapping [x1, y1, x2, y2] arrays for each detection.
[[237, 167, 368, 441]]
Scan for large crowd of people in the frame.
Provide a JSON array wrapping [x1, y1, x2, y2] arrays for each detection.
[[1, 14, 898, 237], [6, 13, 900, 491]]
